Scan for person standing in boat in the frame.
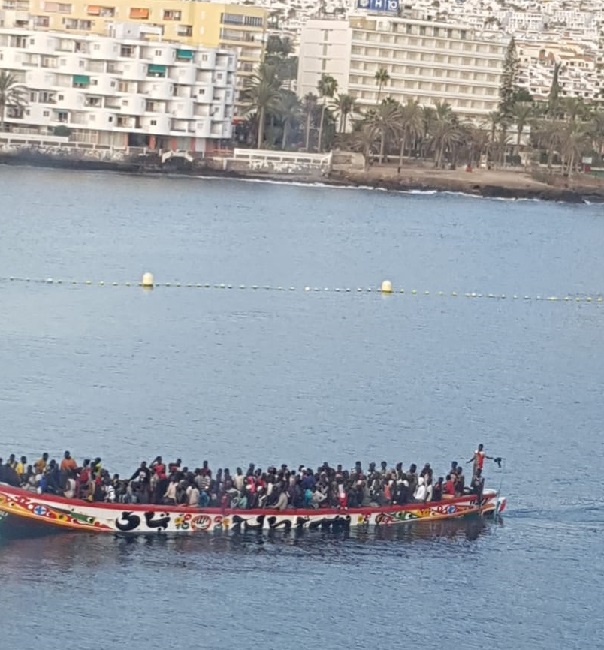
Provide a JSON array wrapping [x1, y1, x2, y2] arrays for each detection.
[[467, 444, 492, 478]]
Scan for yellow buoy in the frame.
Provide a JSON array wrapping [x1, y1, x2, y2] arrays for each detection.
[[141, 272, 154, 289], [381, 280, 393, 294]]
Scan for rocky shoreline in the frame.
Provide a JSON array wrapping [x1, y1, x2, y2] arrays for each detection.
[[2, 149, 603, 204]]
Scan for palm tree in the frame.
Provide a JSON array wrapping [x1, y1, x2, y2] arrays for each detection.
[[588, 110, 604, 161], [350, 123, 379, 171], [374, 68, 390, 104], [532, 119, 563, 170], [559, 122, 589, 177], [365, 101, 401, 164], [560, 97, 590, 123], [317, 74, 338, 152], [242, 64, 282, 149], [397, 99, 423, 170], [301, 92, 318, 151], [429, 106, 461, 168], [0, 71, 27, 132], [513, 102, 533, 150], [484, 111, 501, 165], [462, 124, 490, 168], [278, 90, 301, 149], [419, 106, 436, 160], [334, 93, 357, 133]]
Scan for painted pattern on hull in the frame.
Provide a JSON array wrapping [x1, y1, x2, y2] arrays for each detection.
[[0, 486, 505, 536]]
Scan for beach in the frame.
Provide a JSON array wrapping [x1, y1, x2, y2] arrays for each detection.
[[331, 165, 604, 203]]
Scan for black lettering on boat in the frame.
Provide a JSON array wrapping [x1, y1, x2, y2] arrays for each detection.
[[115, 512, 141, 532], [267, 516, 292, 531], [231, 514, 265, 530], [144, 511, 171, 530]]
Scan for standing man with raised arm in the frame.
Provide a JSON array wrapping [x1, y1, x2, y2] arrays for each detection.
[[467, 444, 492, 478]]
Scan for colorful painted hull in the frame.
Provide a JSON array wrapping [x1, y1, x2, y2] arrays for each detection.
[[0, 485, 506, 536]]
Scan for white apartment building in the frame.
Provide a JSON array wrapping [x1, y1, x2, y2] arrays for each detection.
[[0, 25, 237, 152], [297, 16, 508, 121]]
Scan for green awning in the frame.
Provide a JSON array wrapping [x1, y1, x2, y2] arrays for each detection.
[[176, 49, 193, 59], [148, 64, 167, 74], [73, 74, 90, 84]]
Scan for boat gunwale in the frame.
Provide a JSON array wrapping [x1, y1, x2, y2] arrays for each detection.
[[0, 484, 496, 518]]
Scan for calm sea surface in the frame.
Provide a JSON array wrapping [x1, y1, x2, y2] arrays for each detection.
[[0, 167, 603, 649]]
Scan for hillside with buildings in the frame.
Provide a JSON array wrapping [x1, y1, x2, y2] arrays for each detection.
[[0, 0, 602, 185]]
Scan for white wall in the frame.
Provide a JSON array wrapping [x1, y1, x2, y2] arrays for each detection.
[[297, 20, 351, 99]]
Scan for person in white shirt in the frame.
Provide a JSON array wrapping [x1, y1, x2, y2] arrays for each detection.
[[64, 476, 76, 499], [414, 477, 427, 502], [186, 483, 200, 507], [164, 479, 177, 505]]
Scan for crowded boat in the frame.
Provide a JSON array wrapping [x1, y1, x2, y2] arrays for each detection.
[[0, 445, 500, 511]]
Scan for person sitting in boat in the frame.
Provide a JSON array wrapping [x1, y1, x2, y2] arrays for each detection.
[[443, 474, 456, 498], [414, 476, 427, 502], [432, 477, 444, 501], [34, 452, 48, 475], [186, 481, 200, 507], [454, 466, 465, 496], [0, 458, 20, 487], [470, 468, 485, 500], [60, 451, 77, 474], [268, 487, 289, 511]]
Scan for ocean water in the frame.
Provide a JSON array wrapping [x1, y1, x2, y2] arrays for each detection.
[[0, 167, 602, 649]]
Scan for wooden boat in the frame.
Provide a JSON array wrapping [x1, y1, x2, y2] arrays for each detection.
[[0, 484, 506, 535]]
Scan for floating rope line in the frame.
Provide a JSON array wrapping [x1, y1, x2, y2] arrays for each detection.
[[0, 276, 602, 304]]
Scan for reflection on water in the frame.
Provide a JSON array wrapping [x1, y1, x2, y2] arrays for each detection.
[[0, 516, 496, 577]]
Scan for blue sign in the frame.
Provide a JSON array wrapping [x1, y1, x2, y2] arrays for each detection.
[[357, 0, 399, 11]]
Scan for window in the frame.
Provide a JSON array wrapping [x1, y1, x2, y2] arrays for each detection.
[[155, 49, 162, 56], [58, 94, 64, 100], [122, 99, 128, 106], [43, 110, 50, 116], [163, 9, 181, 20], [129, 7, 149, 19], [244, 16, 262, 27], [150, 119, 156, 125], [177, 25, 192, 36], [221, 12, 243, 24]]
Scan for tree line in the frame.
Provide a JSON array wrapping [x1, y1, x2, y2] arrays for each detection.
[[241, 37, 604, 176]]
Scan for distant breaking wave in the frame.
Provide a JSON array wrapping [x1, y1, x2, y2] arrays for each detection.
[[192, 174, 557, 203]]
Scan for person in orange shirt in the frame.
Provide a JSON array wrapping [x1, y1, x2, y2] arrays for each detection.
[[60, 451, 78, 473], [34, 452, 49, 474]]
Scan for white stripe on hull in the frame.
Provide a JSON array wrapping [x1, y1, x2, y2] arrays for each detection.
[[0, 486, 506, 535]]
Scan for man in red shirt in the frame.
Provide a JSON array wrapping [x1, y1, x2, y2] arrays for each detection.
[[467, 444, 492, 478]]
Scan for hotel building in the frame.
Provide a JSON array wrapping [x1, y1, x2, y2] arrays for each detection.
[[0, 0, 267, 107], [297, 16, 508, 121], [0, 25, 237, 151]]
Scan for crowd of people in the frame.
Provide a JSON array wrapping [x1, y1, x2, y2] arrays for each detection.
[[0, 445, 497, 510]]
